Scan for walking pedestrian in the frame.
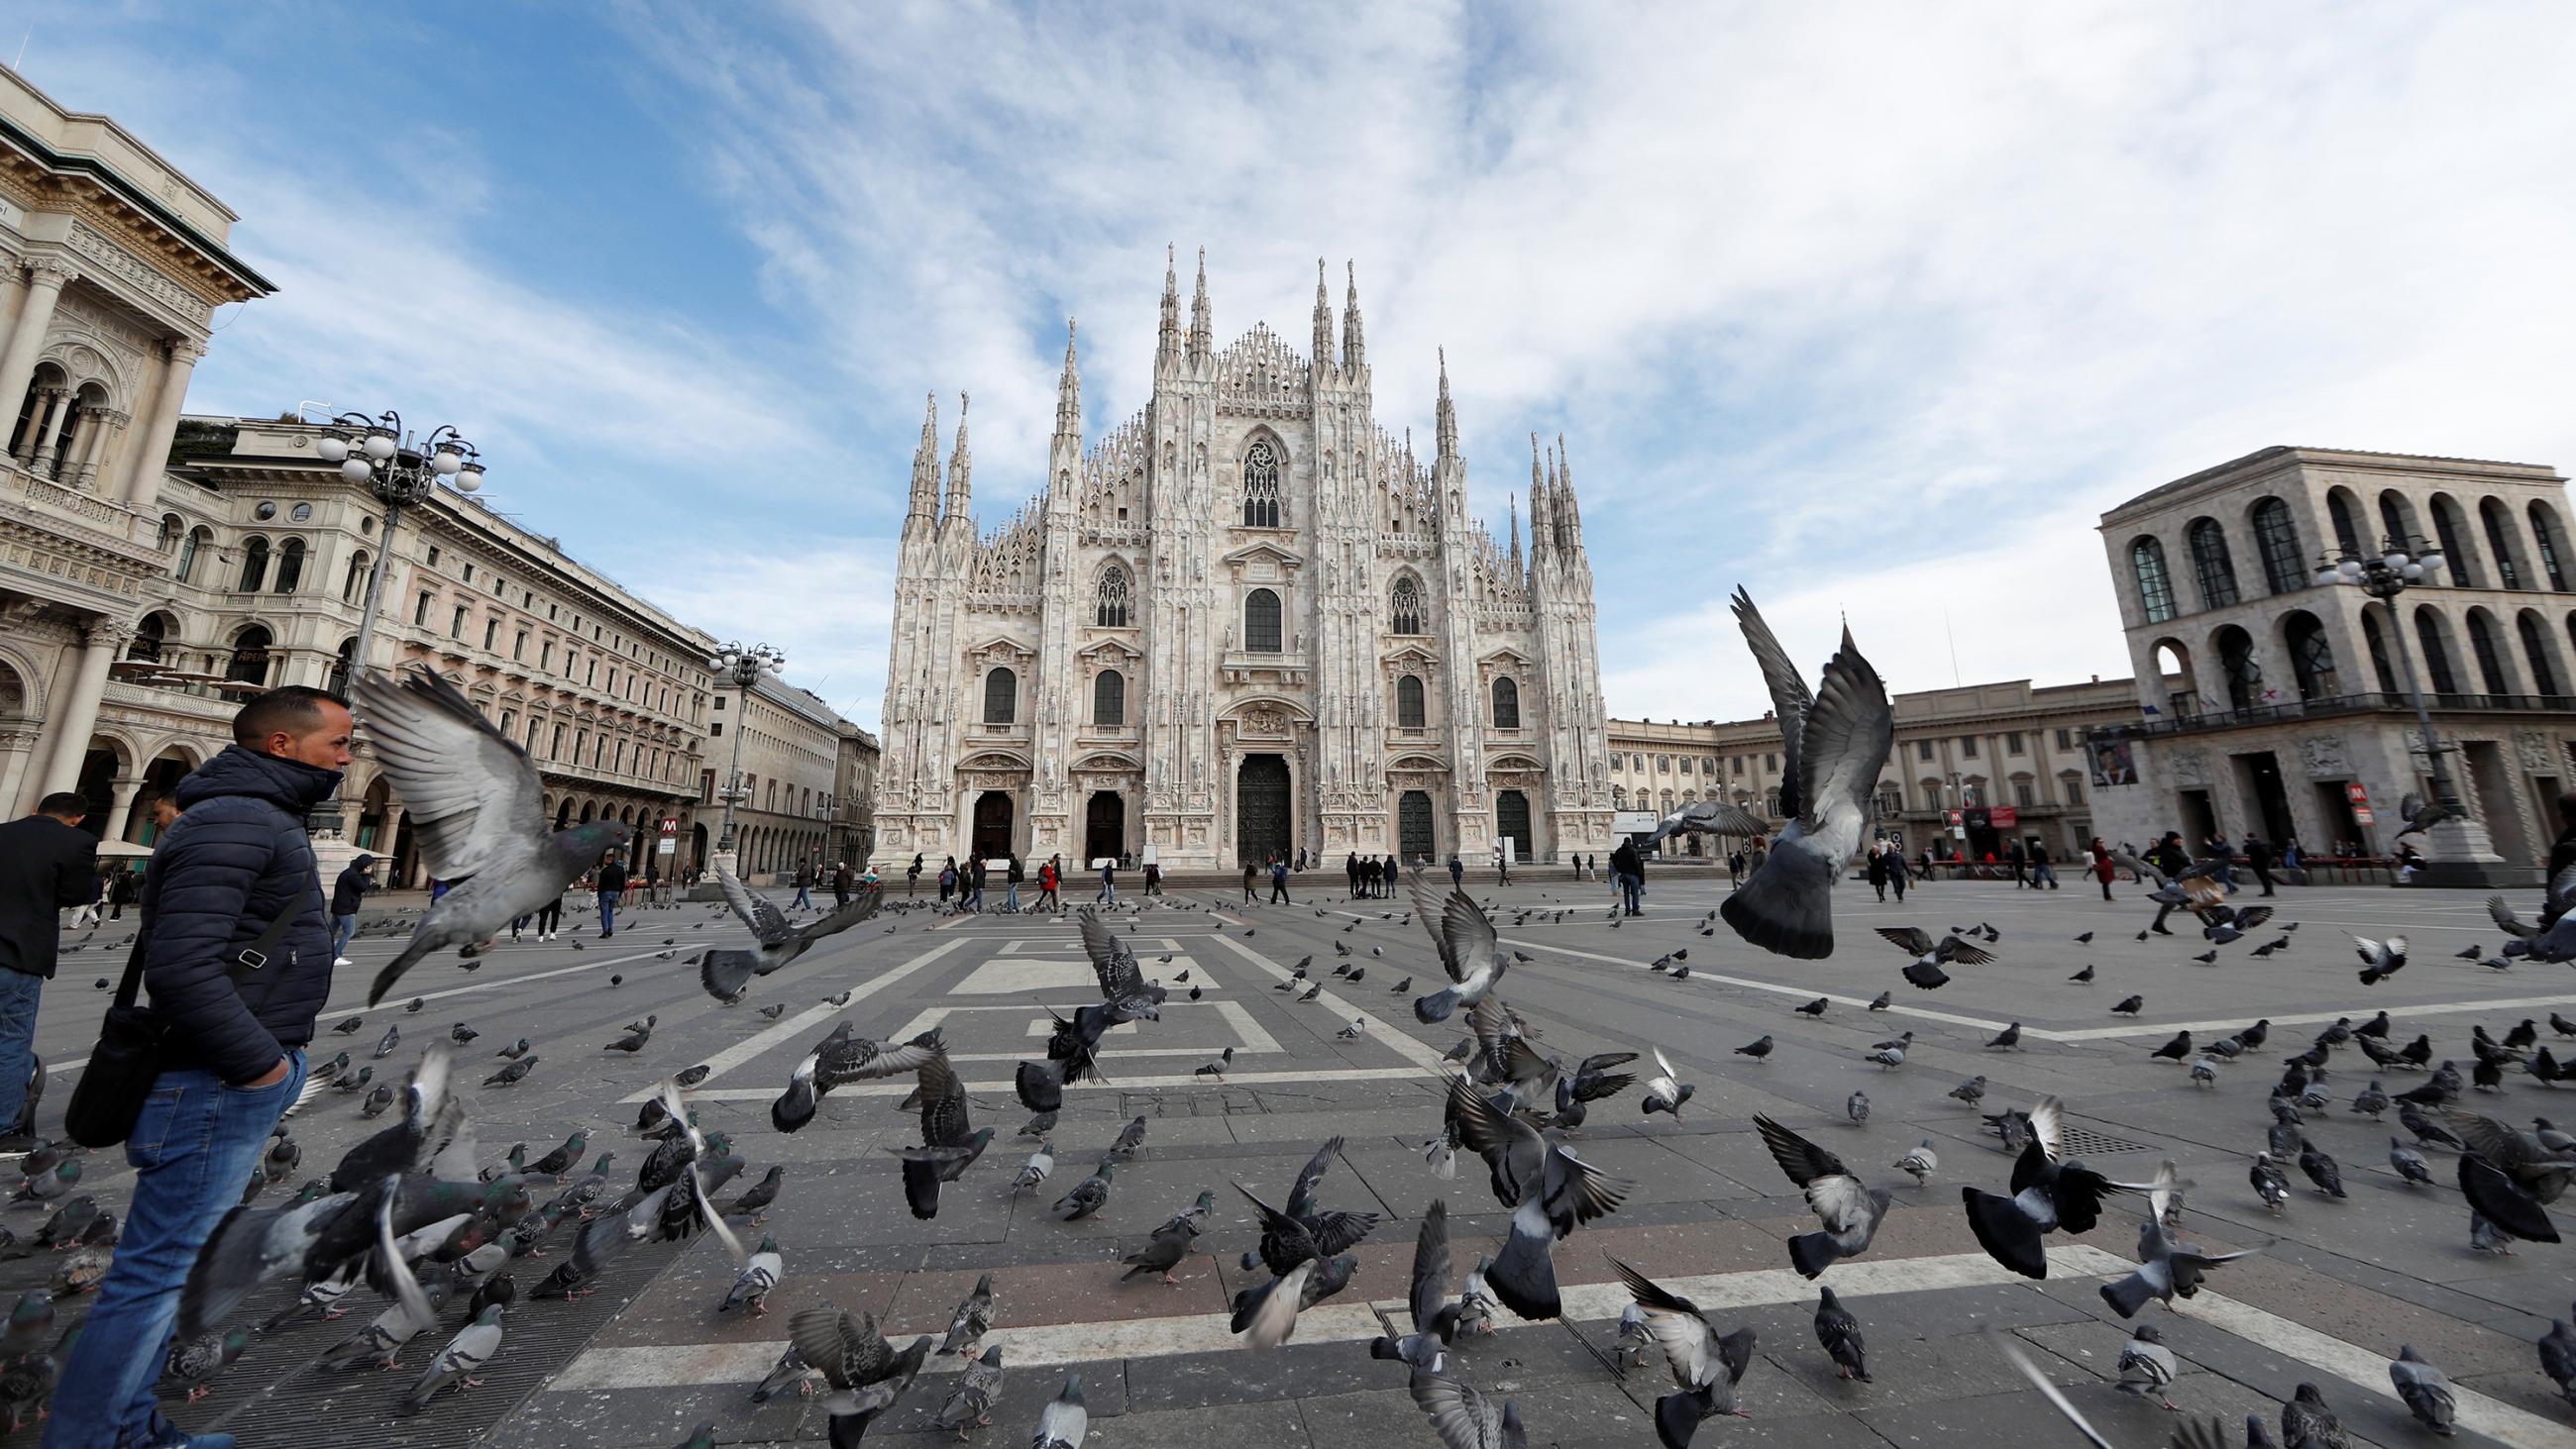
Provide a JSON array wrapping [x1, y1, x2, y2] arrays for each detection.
[[938, 857, 957, 904], [1243, 858, 1260, 903], [1727, 849, 1745, 887], [1005, 853, 1023, 911], [2089, 836, 2116, 902], [907, 853, 923, 896], [2240, 831, 2278, 897], [0, 791, 94, 1144], [328, 854, 376, 966], [1611, 836, 1644, 915], [1494, 844, 1511, 886], [1097, 857, 1117, 905], [1344, 851, 1361, 899], [1270, 855, 1293, 903], [1382, 853, 1399, 894], [1866, 844, 1888, 902], [107, 861, 141, 920], [1447, 852, 1463, 889], [1038, 854, 1062, 912], [1141, 859, 1161, 896], [1887, 845, 1908, 900], [2006, 841, 2027, 888], [2029, 839, 2058, 889], [793, 863, 814, 910], [43, 686, 348, 1449], [832, 861, 854, 909], [595, 853, 626, 937]]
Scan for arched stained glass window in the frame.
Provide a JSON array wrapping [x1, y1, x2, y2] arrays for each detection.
[[1492, 676, 1521, 728], [1094, 669, 1125, 726], [1390, 575, 1424, 634], [1096, 564, 1131, 627], [983, 667, 1017, 724], [1396, 673, 1426, 727], [1241, 440, 1281, 528]]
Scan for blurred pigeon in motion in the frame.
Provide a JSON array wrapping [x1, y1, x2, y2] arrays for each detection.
[[2390, 1345, 2456, 1436], [2354, 934, 2409, 985], [1754, 1115, 1892, 1279], [1961, 1096, 2128, 1278], [1408, 879, 1511, 1024], [1610, 1257, 1758, 1444], [698, 869, 881, 1002], [1719, 590, 1895, 960], [352, 667, 631, 1004]]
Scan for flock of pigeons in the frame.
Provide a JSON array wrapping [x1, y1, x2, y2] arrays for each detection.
[[4, 586, 2570, 1448]]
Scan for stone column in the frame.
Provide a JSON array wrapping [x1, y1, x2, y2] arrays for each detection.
[[31, 621, 125, 804], [28, 390, 71, 472], [111, 338, 206, 507], [69, 407, 122, 490], [103, 776, 143, 843], [0, 259, 74, 435]]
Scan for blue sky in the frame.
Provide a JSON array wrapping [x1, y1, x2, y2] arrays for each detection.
[[28, 2, 2576, 730]]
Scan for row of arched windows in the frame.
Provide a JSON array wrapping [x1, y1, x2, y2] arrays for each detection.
[[2133, 491, 2575, 624], [2157, 603, 2576, 717], [979, 661, 1527, 731], [1090, 566, 1434, 641], [1390, 673, 1519, 729]]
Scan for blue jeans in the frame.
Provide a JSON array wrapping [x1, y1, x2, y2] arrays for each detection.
[[794, 885, 812, 909], [330, 913, 358, 958], [597, 892, 617, 935], [47, 1049, 308, 1449], [0, 969, 42, 1128], [1005, 883, 1020, 909], [1619, 873, 1643, 912]]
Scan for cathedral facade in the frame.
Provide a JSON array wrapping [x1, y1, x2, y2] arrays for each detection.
[[870, 254, 1615, 871]]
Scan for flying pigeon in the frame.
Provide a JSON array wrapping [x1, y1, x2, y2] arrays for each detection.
[[698, 873, 883, 1003], [1754, 1115, 1892, 1278], [1610, 1257, 1758, 1441], [351, 667, 632, 1004]]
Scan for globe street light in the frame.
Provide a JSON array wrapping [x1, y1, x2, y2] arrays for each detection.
[[710, 642, 786, 869], [2310, 533, 2463, 829], [315, 409, 484, 835]]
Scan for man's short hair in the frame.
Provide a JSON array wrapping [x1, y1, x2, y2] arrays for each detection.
[[232, 685, 348, 747], [36, 791, 88, 819]]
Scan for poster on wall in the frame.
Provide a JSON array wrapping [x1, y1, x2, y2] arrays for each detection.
[[2089, 737, 2138, 787]]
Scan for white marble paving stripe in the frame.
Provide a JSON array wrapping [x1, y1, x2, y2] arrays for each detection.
[[1202, 916, 1455, 1073], [613, 936, 976, 1103], [671, 1065, 1432, 1101]]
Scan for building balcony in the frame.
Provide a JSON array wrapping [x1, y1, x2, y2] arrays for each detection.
[[2123, 690, 2576, 739]]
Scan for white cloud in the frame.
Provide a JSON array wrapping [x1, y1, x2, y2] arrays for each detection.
[[643, 543, 901, 733]]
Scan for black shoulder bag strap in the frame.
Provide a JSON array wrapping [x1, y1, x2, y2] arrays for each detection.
[[112, 907, 298, 1012]]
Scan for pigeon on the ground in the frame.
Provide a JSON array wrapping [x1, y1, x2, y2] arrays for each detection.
[[352, 667, 632, 1004], [939, 1273, 996, 1355], [2282, 1383, 2344, 1449], [2390, 1345, 2456, 1435], [1641, 1049, 1693, 1120], [1719, 591, 1894, 960], [1734, 1036, 1773, 1065], [2114, 1322, 2180, 1411], [934, 1345, 1007, 1438], [1813, 1286, 1870, 1382], [1053, 1161, 1115, 1221], [1894, 1141, 1937, 1188], [1986, 1022, 2022, 1051], [398, 1302, 505, 1412], [1031, 1372, 1087, 1449]]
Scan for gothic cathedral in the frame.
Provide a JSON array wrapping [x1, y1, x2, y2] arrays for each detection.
[[871, 252, 1615, 871]]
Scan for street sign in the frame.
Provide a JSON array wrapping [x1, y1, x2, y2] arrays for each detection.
[[1612, 810, 1660, 834], [657, 837, 676, 855], [660, 817, 679, 836], [2344, 782, 2369, 805], [2352, 806, 2376, 825]]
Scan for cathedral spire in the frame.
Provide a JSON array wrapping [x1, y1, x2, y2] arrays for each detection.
[[1528, 433, 1553, 560], [1556, 433, 1584, 545], [1188, 247, 1212, 363], [1055, 318, 1082, 439], [942, 392, 972, 527], [1435, 348, 1457, 458], [907, 391, 939, 525], [1311, 258, 1334, 372], [1508, 493, 1522, 570], [1341, 260, 1365, 372], [1157, 246, 1180, 365]]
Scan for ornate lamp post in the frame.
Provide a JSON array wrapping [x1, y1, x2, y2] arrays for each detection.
[[2311, 535, 2502, 882], [709, 641, 785, 874], [311, 411, 484, 837]]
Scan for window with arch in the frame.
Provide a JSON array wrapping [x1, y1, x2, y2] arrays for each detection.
[[1243, 588, 1282, 652], [2327, 490, 2364, 558], [226, 626, 273, 686], [1095, 564, 1131, 627], [2131, 537, 2176, 623], [2530, 503, 2571, 590], [2480, 499, 2524, 589], [126, 612, 171, 668], [157, 514, 183, 553], [983, 667, 1018, 724], [2467, 610, 2513, 693], [2361, 610, 2398, 692], [2518, 611, 2560, 695], [2186, 518, 2239, 609], [176, 526, 209, 583], [2249, 498, 2305, 595], [2379, 492, 2417, 551], [2214, 626, 2261, 710], [2415, 608, 2460, 696], [1395, 673, 1426, 728], [2431, 496, 2479, 585], [2284, 611, 2337, 700], [1241, 439, 1281, 528], [343, 550, 371, 603], [237, 536, 270, 592], [1093, 669, 1126, 727], [1390, 575, 1424, 635], [1492, 676, 1522, 729], [273, 538, 306, 593]]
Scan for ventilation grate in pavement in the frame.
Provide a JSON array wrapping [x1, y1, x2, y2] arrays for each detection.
[[180, 1241, 685, 1449], [2058, 1125, 2160, 1157]]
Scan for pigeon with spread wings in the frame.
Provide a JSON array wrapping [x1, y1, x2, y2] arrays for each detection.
[[1753, 1115, 1892, 1278], [1718, 591, 1895, 960], [699, 869, 882, 1003], [1641, 797, 1770, 849], [890, 1052, 994, 1220], [1409, 878, 1511, 1024], [352, 667, 630, 1004]]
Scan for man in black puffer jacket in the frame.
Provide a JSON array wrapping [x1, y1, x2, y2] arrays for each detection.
[[47, 685, 350, 1449]]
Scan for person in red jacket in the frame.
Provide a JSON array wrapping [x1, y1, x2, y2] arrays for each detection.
[[1037, 854, 1062, 912]]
